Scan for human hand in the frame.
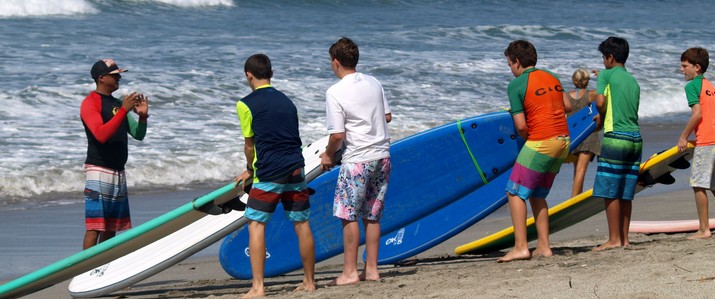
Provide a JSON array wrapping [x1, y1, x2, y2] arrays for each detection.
[[121, 92, 140, 111], [320, 152, 335, 171], [233, 170, 253, 189], [591, 69, 600, 77], [134, 94, 149, 119], [677, 138, 689, 153], [592, 114, 603, 131]]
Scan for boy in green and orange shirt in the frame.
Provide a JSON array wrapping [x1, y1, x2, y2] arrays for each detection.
[[677, 47, 715, 240]]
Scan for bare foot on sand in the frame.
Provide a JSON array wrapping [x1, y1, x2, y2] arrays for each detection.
[[359, 272, 380, 282], [241, 287, 265, 299], [592, 242, 620, 252], [531, 248, 553, 258], [687, 230, 712, 240], [293, 282, 316, 292], [327, 275, 360, 287], [497, 249, 531, 263]]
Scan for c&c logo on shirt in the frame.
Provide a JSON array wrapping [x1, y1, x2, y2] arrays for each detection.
[[705, 88, 715, 97], [535, 84, 564, 96]]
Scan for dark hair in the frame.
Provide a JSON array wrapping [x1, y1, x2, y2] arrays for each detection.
[[504, 40, 537, 67], [244, 54, 273, 80], [681, 47, 709, 73], [598, 37, 629, 64], [329, 37, 359, 68]]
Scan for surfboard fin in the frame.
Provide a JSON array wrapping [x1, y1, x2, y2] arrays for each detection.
[[668, 156, 691, 170], [637, 171, 657, 187], [217, 196, 247, 213], [655, 173, 676, 185], [638, 171, 676, 187]]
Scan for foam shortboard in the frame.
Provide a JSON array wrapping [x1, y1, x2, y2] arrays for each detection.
[[373, 105, 597, 264], [66, 136, 331, 298], [454, 142, 695, 255], [220, 111, 524, 279], [630, 218, 715, 234]]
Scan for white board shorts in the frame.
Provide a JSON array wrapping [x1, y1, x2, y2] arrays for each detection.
[[690, 145, 715, 189]]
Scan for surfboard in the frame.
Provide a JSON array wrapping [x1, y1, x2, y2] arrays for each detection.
[[220, 110, 524, 279], [630, 218, 715, 234], [66, 136, 331, 298], [0, 185, 245, 298], [454, 141, 695, 255], [372, 105, 597, 264]]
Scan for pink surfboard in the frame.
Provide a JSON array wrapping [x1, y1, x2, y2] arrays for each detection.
[[630, 218, 715, 234]]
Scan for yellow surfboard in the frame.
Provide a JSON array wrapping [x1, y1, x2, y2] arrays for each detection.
[[455, 142, 695, 255]]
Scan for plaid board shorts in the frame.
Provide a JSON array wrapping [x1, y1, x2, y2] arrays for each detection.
[[333, 157, 391, 221]]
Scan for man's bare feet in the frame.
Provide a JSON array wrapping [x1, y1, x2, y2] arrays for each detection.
[[592, 242, 620, 252], [531, 247, 553, 258], [687, 230, 712, 240], [359, 272, 380, 282], [293, 282, 316, 292], [497, 248, 531, 263], [241, 287, 265, 299], [327, 274, 360, 287]]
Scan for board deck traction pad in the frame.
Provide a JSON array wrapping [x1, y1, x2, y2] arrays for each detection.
[[370, 104, 597, 264], [219, 110, 524, 279], [454, 141, 696, 255]]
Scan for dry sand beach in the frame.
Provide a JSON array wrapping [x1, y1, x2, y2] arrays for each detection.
[[18, 188, 715, 299]]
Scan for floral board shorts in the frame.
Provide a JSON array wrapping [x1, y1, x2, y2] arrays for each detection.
[[333, 157, 391, 221]]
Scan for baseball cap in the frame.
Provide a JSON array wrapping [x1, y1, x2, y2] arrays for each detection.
[[90, 59, 128, 80]]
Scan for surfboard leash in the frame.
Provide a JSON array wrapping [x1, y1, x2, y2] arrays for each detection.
[[457, 119, 489, 185]]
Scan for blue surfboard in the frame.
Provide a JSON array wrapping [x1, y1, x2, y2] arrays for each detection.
[[371, 104, 597, 264], [219, 110, 524, 279]]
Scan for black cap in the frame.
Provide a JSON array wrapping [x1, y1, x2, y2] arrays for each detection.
[[90, 59, 127, 80]]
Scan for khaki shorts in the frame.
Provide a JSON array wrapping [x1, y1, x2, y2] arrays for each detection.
[[691, 145, 715, 189]]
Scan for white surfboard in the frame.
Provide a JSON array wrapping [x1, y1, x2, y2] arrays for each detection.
[[67, 136, 331, 298]]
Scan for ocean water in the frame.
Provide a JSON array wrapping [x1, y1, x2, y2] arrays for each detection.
[[1, 0, 714, 208]]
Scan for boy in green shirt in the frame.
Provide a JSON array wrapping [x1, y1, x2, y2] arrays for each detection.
[[592, 37, 642, 251]]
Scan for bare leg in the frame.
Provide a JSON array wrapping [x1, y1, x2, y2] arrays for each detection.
[[498, 193, 531, 262], [242, 221, 266, 299], [688, 188, 712, 239], [529, 197, 552, 258], [594, 199, 622, 251], [98, 231, 116, 243], [83, 230, 99, 250], [330, 219, 360, 285], [360, 219, 381, 281], [620, 200, 632, 246], [292, 220, 316, 292], [571, 153, 593, 197]]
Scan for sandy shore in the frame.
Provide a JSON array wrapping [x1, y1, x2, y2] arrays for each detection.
[[8, 122, 714, 298], [20, 187, 715, 299]]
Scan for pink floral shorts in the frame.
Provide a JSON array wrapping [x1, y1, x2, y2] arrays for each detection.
[[333, 157, 391, 221]]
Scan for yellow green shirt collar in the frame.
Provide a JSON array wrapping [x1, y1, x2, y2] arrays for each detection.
[[255, 84, 272, 90]]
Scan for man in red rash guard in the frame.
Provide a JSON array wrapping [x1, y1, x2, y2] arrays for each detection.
[[79, 59, 149, 249]]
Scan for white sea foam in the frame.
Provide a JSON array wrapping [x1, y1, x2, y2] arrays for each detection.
[[0, 0, 98, 17], [147, 0, 234, 7]]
